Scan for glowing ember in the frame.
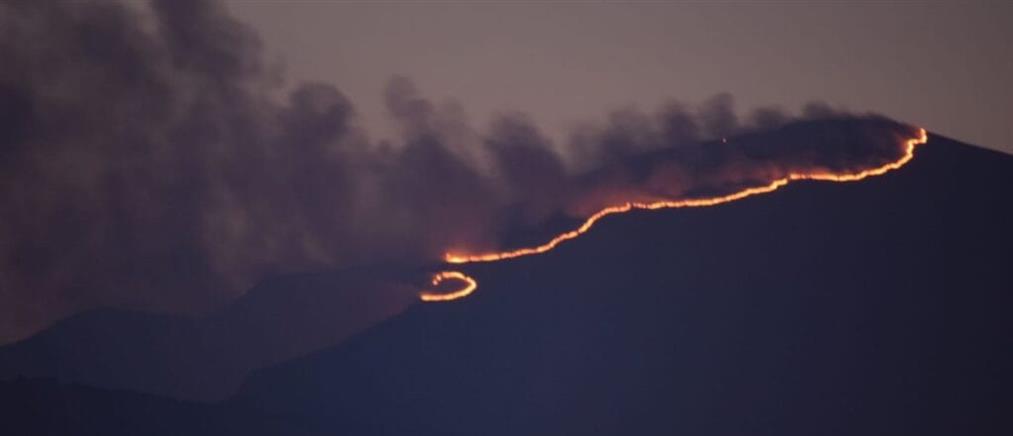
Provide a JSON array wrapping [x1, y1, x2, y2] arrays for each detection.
[[420, 128, 928, 302]]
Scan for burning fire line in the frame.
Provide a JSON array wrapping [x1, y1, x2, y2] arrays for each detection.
[[419, 271, 478, 302], [419, 128, 928, 302]]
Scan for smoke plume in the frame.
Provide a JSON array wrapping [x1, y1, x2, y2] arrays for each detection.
[[0, 0, 919, 343]]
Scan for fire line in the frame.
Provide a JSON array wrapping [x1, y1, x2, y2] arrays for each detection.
[[419, 271, 478, 302], [419, 128, 928, 302]]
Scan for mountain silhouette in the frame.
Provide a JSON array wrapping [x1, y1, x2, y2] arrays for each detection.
[[3, 131, 1011, 435], [235, 132, 1013, 435], [0, 269, 417, 401]]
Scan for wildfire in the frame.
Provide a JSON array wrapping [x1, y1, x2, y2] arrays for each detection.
[[418, 271, 478, 302], [419, 128, 928, 302]]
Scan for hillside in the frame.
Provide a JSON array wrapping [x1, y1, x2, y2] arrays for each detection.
[[236, 133, 1013, 435], [3, 131, 1011, 435]]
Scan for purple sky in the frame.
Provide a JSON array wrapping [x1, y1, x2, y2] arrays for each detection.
[[229, 1, 1012, 153]]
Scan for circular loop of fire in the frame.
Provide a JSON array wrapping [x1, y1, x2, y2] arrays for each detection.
[[419, 271, 478, 302]]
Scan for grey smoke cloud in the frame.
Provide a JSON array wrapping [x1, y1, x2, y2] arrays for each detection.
[[0, 0, 917, 344]]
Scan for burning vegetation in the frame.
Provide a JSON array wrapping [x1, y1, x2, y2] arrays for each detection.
[[422, 126, 928, 301]]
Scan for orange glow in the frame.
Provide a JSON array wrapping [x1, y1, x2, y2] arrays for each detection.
[[421, 128, 927, 302], [445, 128, 928, 265], [419, 271, 478, 302]]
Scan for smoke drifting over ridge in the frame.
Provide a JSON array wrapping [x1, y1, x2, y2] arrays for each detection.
[[0, 0, 919, 343]]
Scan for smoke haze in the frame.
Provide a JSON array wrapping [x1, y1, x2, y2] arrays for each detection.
[[0, 0, 918, 343]]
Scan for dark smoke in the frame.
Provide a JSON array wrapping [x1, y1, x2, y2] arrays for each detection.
[[0, 0, 918, 343]]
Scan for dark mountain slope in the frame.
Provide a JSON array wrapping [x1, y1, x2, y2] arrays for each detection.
[[0, 117, 920, 403], [0, 269, 416, 401], [0, 378, 330, 436], [235, 134, 1013, 435], [2, 133, 1009, 435]]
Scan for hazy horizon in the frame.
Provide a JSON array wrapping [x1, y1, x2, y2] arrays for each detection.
[[230, 1, 1013, 154]]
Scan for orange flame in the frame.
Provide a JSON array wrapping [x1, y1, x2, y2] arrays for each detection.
[[420, 128, 928, 301], [418, 271, 478, 302]]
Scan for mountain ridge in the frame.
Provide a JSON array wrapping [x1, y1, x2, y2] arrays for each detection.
[[3, 131, 1011, 435], [235, 132, 1013, 435]]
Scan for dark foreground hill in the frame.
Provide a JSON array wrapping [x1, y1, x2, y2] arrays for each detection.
[[0, 268, 417, 401], [236, 133, 1013, 435], [0, 378, 329, 436], [3, 132, 1012, 435]]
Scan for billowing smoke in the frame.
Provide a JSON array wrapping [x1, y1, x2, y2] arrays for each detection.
[[0, 0, 919, 343]]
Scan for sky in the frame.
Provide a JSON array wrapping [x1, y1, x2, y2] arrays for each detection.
[[2, 2, 1012, 423], [229, 1, 1013, 154], [0, 0, 1003, 346]]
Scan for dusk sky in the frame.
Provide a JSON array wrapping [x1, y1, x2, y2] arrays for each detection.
[[230, 1, 1013, 153], [3, 1, 1013, 434], [0, 0, 1009, 347]]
